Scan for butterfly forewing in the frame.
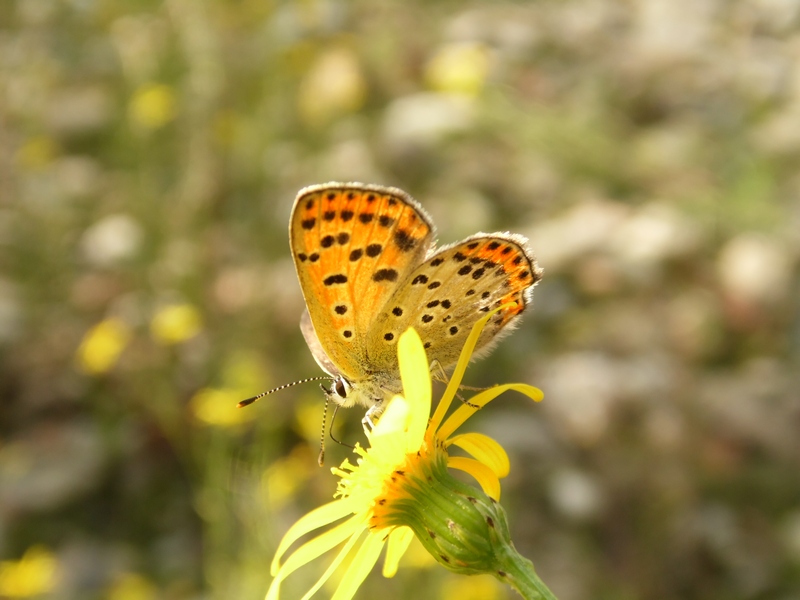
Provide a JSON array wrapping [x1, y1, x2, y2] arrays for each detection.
[[290, 183, 434, 382]]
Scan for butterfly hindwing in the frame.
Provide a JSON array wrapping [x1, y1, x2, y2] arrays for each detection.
[[365, 233, 542, 373]]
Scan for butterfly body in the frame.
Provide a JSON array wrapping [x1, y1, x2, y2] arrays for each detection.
[[290, 182, 542, 419]]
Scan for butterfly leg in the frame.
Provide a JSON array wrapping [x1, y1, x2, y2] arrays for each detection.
[[361, 400, 386, 434], [429, 360, 480, 408]]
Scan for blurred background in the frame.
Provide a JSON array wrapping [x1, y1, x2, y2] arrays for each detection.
[[2, 0, 800, 599]]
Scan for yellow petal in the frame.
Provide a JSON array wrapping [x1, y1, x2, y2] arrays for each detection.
[[272, 515, 364, 583], [430, 306, 512, 431], [447, 457, 502, 501], [297, 527, 367, 600], [370, 395, 410, 438], [382, 527, 414, 578], [438, 383, 543, 441], [271, 498, 361, 573], [397, 328, 431, 450], [447, 433, 510, 479], [268, 521, 364, 600], [330, 531, 386, 600]]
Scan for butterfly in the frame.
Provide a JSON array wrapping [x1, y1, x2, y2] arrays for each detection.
[[289, 182, 542, 425]]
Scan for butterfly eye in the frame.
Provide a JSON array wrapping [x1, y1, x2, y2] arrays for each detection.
[[334, 378, 348, 398]]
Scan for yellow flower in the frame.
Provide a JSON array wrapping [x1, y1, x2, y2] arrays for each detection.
[[425, 42, 490, 96], [298, 47, 367, 126], [129, 83, 177, 130], [190, 351, 264, 427], [0, 546, 58, 597], [150, 303, 202, 345], [76, 318, 132, 374], [267, 307, 546, 600]]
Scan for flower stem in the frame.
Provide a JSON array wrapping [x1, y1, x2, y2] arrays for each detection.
[[494, 541, 558, 600]]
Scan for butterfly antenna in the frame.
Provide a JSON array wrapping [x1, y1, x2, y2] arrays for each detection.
[[237, 376, 332, 408], [317, 398, 329, 466]]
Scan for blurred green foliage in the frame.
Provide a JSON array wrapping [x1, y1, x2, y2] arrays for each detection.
[[1, 1, 799, 599]]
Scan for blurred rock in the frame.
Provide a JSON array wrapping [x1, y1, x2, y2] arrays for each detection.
[[524, 198, 628, 273], [0, 419, 106, 516], [213, 267, 259, 314], [717, 232, 793, 309], [80, 214, 143, 268], [539, 352, 618, 445], [382, 93, 475, 149], [630, 0, 717, 67], [666, 290, 723, 360], [610, 202, 703, 269], [318, 136, 382, 183], [46, 86, 113, 134], [698, 357, 798, 460], [753, 105, 800, 155], [110, 15, 169, 83], [548, 468, 604, 521], [54, 156, 103, 198]]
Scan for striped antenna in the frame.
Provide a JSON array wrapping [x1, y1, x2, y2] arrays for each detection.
[[237, 376, 333, 408]]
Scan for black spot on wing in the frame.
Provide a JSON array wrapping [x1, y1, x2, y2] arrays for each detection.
[[394, 229, 416, 251], [373, 269, 398, 282], [324, 274, 348, 286]]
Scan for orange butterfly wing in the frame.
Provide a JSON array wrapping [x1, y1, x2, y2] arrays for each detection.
[[289, 183, 434, 382]]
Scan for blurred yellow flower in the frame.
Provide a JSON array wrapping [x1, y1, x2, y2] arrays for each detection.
[[190, 387, 256, 427], [15, 136, 58, 170], [262, 445, 315, 511], [76, 318, 132, 375], [190, 351, 265, 428], [298, 47, 367, 126], [129, 83, 177, 130], [441, 573, 503, 600], [107, 572, 157, 600], [0, 546, 58, 598], [150, 303, 202, 345], [425, 43, 490, 96]]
